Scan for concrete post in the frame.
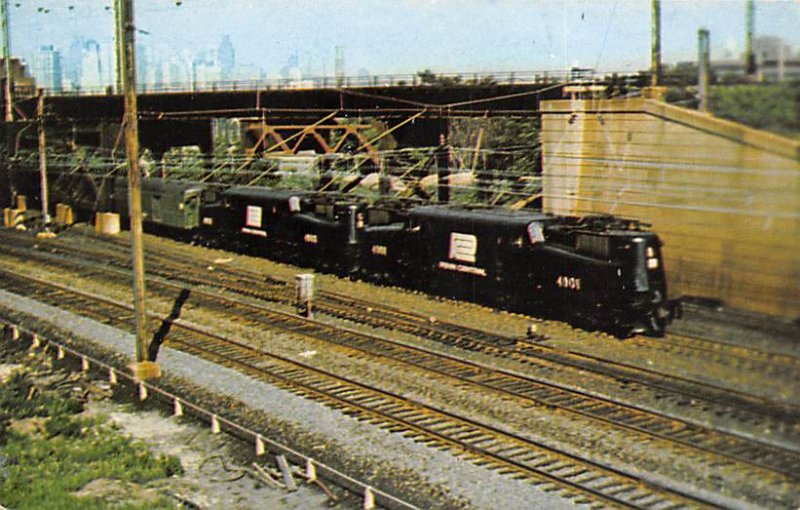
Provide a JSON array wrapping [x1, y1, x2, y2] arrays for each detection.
[[296, 273, 314, 318]]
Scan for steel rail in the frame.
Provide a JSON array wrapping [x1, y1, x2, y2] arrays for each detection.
[[1, 239, 798, 483], [0, 267, 720, 510], [19, 228, 799, 422]]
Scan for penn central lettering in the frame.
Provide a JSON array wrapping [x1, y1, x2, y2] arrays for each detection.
[[241, 227, 267, 237], [438, 261, 487, 277]]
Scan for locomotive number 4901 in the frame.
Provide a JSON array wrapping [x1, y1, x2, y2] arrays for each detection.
[[556, 275, 581, 291]]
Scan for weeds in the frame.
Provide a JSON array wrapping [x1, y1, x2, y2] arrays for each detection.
[[0, 367, 183, 509]]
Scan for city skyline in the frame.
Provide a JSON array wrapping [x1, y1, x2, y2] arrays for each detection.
[[9, 0, 800, 91]]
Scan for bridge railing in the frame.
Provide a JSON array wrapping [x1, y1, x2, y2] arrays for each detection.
[[27, 68, 620, 97]]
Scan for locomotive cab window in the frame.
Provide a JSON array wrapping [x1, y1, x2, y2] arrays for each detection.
[[202, 189, 218, 204], [368, 209, 390, 225]]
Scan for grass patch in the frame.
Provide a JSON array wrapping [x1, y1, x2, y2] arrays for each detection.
[[0, 369, 183, 509]]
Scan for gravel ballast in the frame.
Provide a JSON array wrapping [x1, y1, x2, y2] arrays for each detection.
[[0, 288, 581, 510]]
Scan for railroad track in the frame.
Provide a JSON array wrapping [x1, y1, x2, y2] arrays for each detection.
[[1, 237, 799, 487], [0, 267, 722, 510], [632, 331, 800, 380], [10, 229, 799, 426]]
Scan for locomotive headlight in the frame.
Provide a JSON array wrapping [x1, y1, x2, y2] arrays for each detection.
[[647, 258, 659, 269]]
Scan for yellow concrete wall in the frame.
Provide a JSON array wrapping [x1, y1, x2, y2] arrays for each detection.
[[541, 98, 800, 318]]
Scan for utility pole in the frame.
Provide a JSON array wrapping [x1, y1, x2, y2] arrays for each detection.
[[745, 0, 756, 78], [698, 29, 710, 112], [116, 0, 159, 380], [1, 0, 12, 122], [436, 133, 450, 204], [651, 0, 661, 88], [37, 89, 51, 229], [113, 0, 123, 93]]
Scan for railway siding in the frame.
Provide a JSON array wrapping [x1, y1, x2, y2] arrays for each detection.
[[0, 275, 733, 509], [1, 232, 800, 510]]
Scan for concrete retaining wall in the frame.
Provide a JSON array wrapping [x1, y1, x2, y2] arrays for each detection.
[[541, 98, 800, 318]]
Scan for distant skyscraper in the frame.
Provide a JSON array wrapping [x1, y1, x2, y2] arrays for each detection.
[[79, 40, 103, 92], [753, 36, 791, 63], [218, 35, 235, 78], [335, 46, 345, 86], [34, 45, 63, 92], [193, 50, 221, 88], [63, 37, 86, 91], [280, 53, 302, 82], [137, 44, 156, 91], [164, 54, 192, 88]]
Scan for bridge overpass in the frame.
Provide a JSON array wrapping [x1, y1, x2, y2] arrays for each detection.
[[1, 79, 598, 159]]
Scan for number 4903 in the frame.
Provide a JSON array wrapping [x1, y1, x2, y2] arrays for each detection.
[[556, 275, 581, 290]]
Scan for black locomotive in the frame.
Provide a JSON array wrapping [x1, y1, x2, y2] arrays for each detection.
[[6, 169, 677, 336]]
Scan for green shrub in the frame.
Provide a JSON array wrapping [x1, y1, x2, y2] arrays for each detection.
[[0, 430, 182, 509], [0, 371, 181, 508], [45, 415, 84, 438]]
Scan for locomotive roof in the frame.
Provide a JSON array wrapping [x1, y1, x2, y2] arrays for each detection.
[[224, 186, 311, 200], [409, 205, 551, 228], [115, 177, 205, 194]]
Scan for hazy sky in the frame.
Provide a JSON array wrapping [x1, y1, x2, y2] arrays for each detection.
[[8, 0, 800, 78]]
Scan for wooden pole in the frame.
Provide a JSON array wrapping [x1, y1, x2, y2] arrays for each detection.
[[1, 0, 11, 122], [37, 89, 49, 226], [698, 28, 711, 112], [436, 133, 450, 204], [117, 0, 157, 378], [113, 0, 124, 94], [745, 0, 756, 77], [651, 0, 661, 88]]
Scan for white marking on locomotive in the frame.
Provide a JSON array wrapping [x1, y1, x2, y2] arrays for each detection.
[[439, 261, 487, 277], [246, 205, 263, 228], [646, 246, 659, 269], [556, 275, 581, 290], [241, 227, 267, 237], [371, 245, 388, 256], [304, 233, 319, 244], [448, 232, 477, 263]]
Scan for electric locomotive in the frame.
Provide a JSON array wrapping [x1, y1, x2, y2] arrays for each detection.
[[384, 205, 671, 336], [223, 187, 366, 275], [8, 166, 675, 337]]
